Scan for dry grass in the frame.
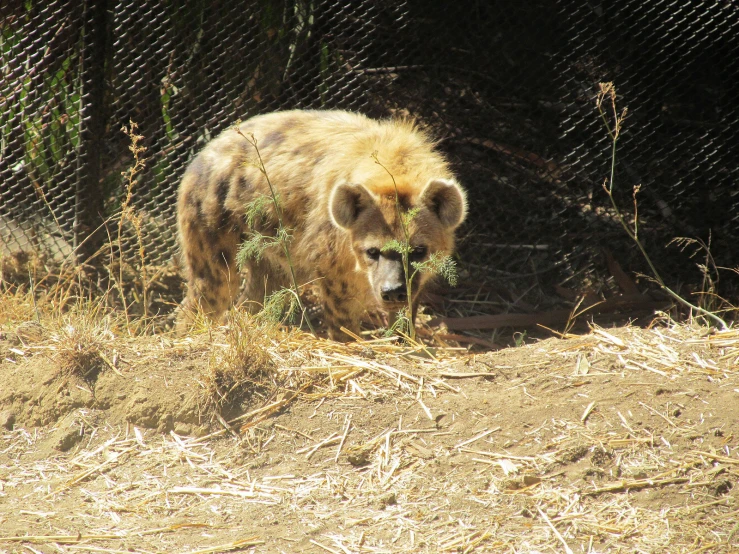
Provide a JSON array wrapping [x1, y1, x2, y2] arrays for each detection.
[[0, 264, 121, 382], [50, 300, 118, 382], [198, 311, 280, 416]]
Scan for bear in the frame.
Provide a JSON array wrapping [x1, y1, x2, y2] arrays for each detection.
[[176, 109, 466, 340]]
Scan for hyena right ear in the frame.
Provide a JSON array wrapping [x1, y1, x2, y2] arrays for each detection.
[[330, 183, 377, 230], [419, 178, 467, 229]]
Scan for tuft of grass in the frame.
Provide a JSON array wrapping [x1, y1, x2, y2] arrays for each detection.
[[0, 265, 44, 326], [200, 311, 278, 416], [50, 299, 115, 383]]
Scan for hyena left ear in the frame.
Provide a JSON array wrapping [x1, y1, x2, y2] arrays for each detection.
[[420, 179, 467, 229], [330, 183, 377, 230]]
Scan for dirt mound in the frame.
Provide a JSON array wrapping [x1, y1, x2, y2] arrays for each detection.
[[1, 333, 209, 435], [1, 325, 738, 552]]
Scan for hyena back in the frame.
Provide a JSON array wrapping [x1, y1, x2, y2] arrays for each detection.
[[176, 109, 466, 340]]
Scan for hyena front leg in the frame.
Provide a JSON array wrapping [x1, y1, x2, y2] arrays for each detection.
[[236, 255, 289, 314], [177, 217, 241, 330], [318, 276, 364, 341]]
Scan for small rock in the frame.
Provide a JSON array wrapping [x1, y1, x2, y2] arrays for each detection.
[[55, 429, 83, 452], [502, 478, 522, 491], [157, 414, 174, 434], [0, 411, 16, 430], [558, 444, 589, 464], [193, 425, 210, 438], [590, 447, 614, 467], [346, 442, 375, 466], [711, 478, 733, 496], [174, 423, 192, 436], [522, 474, 542, 487], [377, 492, 396, 509], [15, 321, 46, 344], [359, 347, 376, 359]]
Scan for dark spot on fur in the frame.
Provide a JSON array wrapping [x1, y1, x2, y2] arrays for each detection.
[[204, 229, 219, 246], [337, 316, 353, 329], [290, 140, 321, 159], [276, 117, 300, 133], [216, 178, 229, 208], [324, 278, 334, 290], [214, 249, 233, 267], [324, 303, 336, 319], [193, 198, 203, 218], [260, 131, 285, 149], [237, 175, 251, 193], [194, 234, 208, 255], [184, 220, 197, 234], [192, 260, 210, 281], [218, 209, 232, 230], [341, 281, 348, 295]]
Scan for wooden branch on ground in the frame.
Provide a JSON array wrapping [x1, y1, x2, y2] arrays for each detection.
[[429, 293, 670, 332]]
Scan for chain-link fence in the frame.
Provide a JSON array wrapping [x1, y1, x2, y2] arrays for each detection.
[[2, 0, 738, 311]]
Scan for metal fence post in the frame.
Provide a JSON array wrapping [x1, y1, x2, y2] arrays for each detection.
[[74, 0, 108, 265]]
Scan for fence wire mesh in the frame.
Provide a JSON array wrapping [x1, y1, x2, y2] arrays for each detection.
[[2, 0, 738, 316]]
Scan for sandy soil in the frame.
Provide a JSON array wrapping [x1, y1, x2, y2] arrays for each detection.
[[1, 324, 738, 553]]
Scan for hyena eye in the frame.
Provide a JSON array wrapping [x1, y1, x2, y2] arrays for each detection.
[[366, 247, 380, 260], [410, 246, 427, 262]]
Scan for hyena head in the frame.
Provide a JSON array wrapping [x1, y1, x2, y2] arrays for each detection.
[[329, 178, 467, 311]]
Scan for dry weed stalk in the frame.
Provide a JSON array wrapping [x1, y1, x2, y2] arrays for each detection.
[[234, 128, 316, 335], [596, 82, 727, 330], [371, 152, 458, 343], [0, 276, 41, 326], [115, 121, 150, 329]]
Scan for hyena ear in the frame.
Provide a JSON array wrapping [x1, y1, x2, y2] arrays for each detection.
[[419, 179, 467, 229], [330, 183, 377, 230]]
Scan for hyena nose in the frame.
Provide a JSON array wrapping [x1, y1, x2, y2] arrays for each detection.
[[381, 284, 407, 303]]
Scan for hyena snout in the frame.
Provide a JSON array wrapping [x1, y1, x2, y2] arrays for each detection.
[[375, 258, 408, 306]]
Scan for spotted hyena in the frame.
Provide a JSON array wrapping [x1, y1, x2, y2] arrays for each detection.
[[177, 110, 466, 340]]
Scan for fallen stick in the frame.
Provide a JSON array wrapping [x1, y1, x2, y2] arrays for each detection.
[[583, 476, 689, 496], [430, 293, 669, 331]]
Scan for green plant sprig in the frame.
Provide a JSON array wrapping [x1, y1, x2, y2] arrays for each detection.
[[234, 127, 315, 334]]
